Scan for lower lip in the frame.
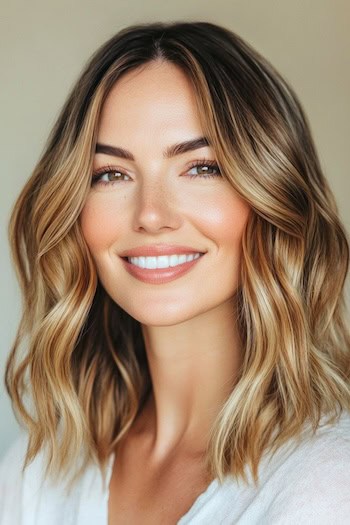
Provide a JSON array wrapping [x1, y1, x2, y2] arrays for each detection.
[[120, 254, 205, 284]]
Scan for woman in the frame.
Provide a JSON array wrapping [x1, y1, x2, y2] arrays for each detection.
[[1, 20, 349, 524]]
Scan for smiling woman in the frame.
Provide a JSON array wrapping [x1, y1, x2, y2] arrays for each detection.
[[1, 20, 350, 525], [81, 61, 250, 313]]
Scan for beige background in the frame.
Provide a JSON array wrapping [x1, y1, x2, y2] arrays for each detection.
[[1, 0, 349, 458]]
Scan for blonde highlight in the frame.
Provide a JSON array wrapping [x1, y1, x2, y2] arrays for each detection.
[[5, 21, 350, 492]]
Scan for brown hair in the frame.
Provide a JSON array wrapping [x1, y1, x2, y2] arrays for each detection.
[[6, 21, 350, 492]]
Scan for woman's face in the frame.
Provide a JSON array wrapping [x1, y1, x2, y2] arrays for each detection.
[[80, 60, 251, 326]]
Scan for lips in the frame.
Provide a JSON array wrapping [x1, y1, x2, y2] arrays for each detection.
[[119, 244, 206, 258], [121, 252, 205, 284]]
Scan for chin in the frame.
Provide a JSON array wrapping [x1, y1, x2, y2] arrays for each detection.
[[118, 300, 217, 328], [124, 307, 194, 327]]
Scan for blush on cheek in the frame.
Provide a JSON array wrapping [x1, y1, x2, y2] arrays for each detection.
[[200, 197, 250, 246], [224, 204, 251, 243], [80, 199, 121, 252]]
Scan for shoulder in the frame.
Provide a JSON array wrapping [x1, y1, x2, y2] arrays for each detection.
[[0, 433, 29, 524], [0, 432, 29, 489], [263, 411, 350, 524], [0, 432, 114, 525], [0, 433, 74, 524]]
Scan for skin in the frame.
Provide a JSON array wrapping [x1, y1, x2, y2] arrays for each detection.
[[80, 59, 251, 466]]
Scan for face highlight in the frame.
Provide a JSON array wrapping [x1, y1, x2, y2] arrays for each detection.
[[80, 60, 251, 326]]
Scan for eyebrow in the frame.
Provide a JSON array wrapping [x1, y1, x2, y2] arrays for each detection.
[[95, 136, 211, 161]]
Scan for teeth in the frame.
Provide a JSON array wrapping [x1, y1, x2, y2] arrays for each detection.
[[128, 253, 202, 269]]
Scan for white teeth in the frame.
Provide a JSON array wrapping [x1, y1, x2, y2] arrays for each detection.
[[128, 253, 202, 269]]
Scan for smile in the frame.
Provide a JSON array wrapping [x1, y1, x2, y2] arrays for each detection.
[[121, 252, 205, 284], [127, 253, 202, 269]]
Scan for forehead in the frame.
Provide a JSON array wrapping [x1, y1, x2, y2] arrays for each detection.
[[98, 61, 203, 142]]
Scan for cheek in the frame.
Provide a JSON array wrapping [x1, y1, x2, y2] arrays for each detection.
[[202, 194, 250, 294], [195, 191, 250, 249], [80, 198, 122, 254]]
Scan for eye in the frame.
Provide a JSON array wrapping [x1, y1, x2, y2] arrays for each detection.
[[186, 160, 221, 179], [91, 167, 131, 186]]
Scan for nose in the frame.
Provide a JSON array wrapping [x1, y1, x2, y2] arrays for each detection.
[[132, 178, 182, 234]]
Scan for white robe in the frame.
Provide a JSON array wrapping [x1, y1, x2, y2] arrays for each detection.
[[1, 411, 350, 524]]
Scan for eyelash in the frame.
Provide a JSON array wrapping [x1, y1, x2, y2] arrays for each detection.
[[91, 159, 221, 186]]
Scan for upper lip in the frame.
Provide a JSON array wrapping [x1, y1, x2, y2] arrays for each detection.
[[120, 244, 206, 257]]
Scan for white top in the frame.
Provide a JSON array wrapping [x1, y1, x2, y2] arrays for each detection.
[[1, 411, 350, 524]]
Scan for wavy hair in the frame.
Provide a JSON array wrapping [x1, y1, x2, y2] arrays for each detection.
[[5, 21, 350, 492]]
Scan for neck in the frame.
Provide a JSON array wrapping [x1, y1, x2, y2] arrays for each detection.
[[137, 296, 243, 463]]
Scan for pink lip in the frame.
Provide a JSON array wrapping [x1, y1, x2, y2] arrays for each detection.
[[119, 244, 206, 257], [120, 253, 205, 284]]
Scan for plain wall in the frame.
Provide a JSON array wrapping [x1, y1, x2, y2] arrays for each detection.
[[1, 0, 349, 458]]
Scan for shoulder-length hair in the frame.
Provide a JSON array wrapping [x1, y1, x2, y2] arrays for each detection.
[[6, 20, 350, 492]]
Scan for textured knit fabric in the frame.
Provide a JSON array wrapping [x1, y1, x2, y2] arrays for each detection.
[[1, 411, 350, 524]]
